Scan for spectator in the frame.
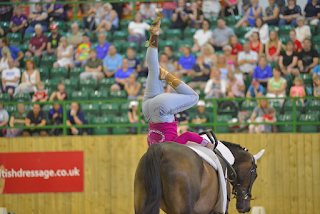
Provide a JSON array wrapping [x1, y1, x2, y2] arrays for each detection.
[[279, 41, 299, 76], [210, 17, 235, 51], [238, 42, 258, 77], [226, 72, 245, 98], [224, 0, 239, 16], [48, 102, 63, 136], [126, 48, 141, 73], [252, 55, 273, 87], [6, 102, 26, 138], [162, 1, 177, 19], [290, 77, 306, 104], [67, 102, 86, 135], [171, 0, 189, 30], [191, 20, 212, 53], [95, 32, 110, 60], [1, 58, 20, 96], [0, 46, 10, 73], [202, 0, 221, 18], [164, 46, 178, 70], [49, 82, 67, 101], [249, 99, 274, 133], [80, 49, 103, 84], [313, 63, 320, 78], [127, 101, 145, 134], [98, 45, 123, 80], [188, 2, 204, 28], [67, 23, 83, 49], [159, 53, 175, 72], [289, 29, 302, 53], [235, 0, 263, 28], [278, 0, 301, 27], [295, 16, 311, 42], [313, 76, 320, 97], [53, 37, 74, 70], [175, 110, 190, 134], [32, 81, 48, 102], [251, 107, 277, 133], [0, 37, 23, 67], [0, 103, 9, 137], [47, 23, 61, 56], [128, 13, 150, 47], [125, 73, 141, 100], [25, 103, 47, 137], [139, 2, 157, 19], [25, 24, 47, 58], [201, 44, 217, 68], [223, 45, 237, 70], [0, 1, 13, 22], [303, 0, 320, 25], [25, 3, 48, 34], [46, 0, 67, 21], [263, 0, 280, 26], [266, 66, 287, 106], [111, 58, 134, 91], [5, 6, 27, 38], [72, 33, 91, 67], [246, 80, 264, 98], [82, 9, 99, 32], [192, 100, 209, 133], [242, 0, 252, 16], [14, 59, 40, 95], [249, 32, 264, 56], [245, 17, 269, 44], [298, 39, 319, 74], [265, 30, 282, 62], [178, 46, 196, 74], [205, 70, 226, 98], [229, 35, 243, 56], [188, 54, 211, 90], [95, 3, 119, 33]]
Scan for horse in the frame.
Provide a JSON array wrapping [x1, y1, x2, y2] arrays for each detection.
[[134, 141, 265, 214]]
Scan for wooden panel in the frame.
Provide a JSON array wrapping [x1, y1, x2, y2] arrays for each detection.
[[0, 134, 319, 214]]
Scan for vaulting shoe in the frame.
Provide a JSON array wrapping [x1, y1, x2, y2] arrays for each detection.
[[159, 66, 181, 88], [145, 17, 161, 49]]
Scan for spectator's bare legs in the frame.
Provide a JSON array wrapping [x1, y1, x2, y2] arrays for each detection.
[[94, 20, 111, 33]]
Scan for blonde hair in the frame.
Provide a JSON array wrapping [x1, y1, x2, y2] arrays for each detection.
[[1, 46, 11, 59], [294, 77, 303, 85], [217, 53, 227, 68], [268, 108, 276, 114], [59, 36, 68, 46], [103, 3, 113, 10], [313, 76, 320, 86], [268, 30, 280, 49], [37, 81, 45, 87], [229, 35, 238, 46], [35, 24, 42, 30], [201, 44, 215, 55], [258, 99, 270, 108]]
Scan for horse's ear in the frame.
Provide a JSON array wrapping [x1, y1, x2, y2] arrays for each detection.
[[253, 149, 265, 164]]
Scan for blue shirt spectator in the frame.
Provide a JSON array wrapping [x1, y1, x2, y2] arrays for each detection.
[[67, 109, 86, 125], [247, 83, 264, 97], [95, 41, 110, 60], [178, 47, 196, 71], [48, 104, 63, 125], [103, 53, 123, 71], [115, 67, 134, 79], [127, 57, 140, 71], [0, 45, 22, 60], [66, 102, 87, 136], [313, 65, 320, 78], [253, 65, 273, 81]]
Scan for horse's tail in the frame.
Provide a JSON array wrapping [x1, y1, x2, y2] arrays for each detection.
[[142, 144, 163, 214]]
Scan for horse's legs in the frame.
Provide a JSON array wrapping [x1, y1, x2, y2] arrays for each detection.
[[134, 155, 147, 214]]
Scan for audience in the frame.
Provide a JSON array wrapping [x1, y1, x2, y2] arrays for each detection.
[[252, 55, 273, 87], [128, 13, 150, 47], [295, 16, 311, 42], [241, 0, 252, 16], [49, 82, 67, 101], [67, 102, 87, 135], [5, 6, 27, 37], [289, 29, 302, 53], [72, 33, 92, 67], [99, 45, 123, 80], [95, 3, 119, 32], [205, 70, 226, 98], [53, 37, 74, 70], [290, 77, 306, 104], [6, 102, 26, 138], [201, 44, 217, 68], [263, 0, 280, 26], [162, 1, 177, 19], [48, 102, 63, 136], [126, 48, 141, 73], [188, 54, 211, 90], [0, 37, 23, 67], [313, 76, 320, 97], [178, 46, 196, 74], [159, 53, 175, 72], [25, 3, 48, 34], [266, 66, 287, 106], [278, 0, 301, 27], [246, 80, 264, 98], [0, 47, 10, 73], [171, 0, 189, 30], [313, 64, 320, 78], [226, 72, 245, 98], [303, 0, 320, 25], [25, 24, 47, 58], [202, 0, 221, 18], [250, 101, 276, 134], [125, 73, 141, 100], [250, 32, 264, 56], [67, 23, 83, 49], [192, 100, 208, 133], [47, 23, 61, 56], [95, 32, 110, 60], [235, 0, 263, 28], [223, 45, 237, 69], [265, 30, 282, 62], [14, 59, 40, 95], [229, 36, 243, 56], [175, 110, 189, 134], [46, 0, 66, 21], [224, 0, 239, 16], [238, 42, 258, 77], [0, 2, 13, 22], [139, 2, 157, 19], [164, 46, 178, 70], [279, 41, 299, 76], [191, 20, 212, 52], [188, 2, 204, 28], [80, 49, 103, 84], [111, 58, 134, 91], [127, 101, 139, 134], [1, 58, 20, 96], [82, 9, 99, 32], [0, 103, 9, 137], [210, 17, 235, 51], [298, 39, 319, 74], [25, 103, 47, 137], [244, 17, 269, 44], [32, 81, 48, 102]]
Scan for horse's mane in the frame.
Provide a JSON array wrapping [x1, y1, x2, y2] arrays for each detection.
[[220, 141, 245, 151]]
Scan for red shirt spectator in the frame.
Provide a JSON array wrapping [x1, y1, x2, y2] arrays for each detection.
[[231, 43, 243, 55], [30, 34, 47, 50], [33, 90, 48, 101], [294, 39, 302, 53], [250, 41, 261, 54]]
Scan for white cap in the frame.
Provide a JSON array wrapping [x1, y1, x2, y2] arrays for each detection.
[[129, 101, 139, 108], [197, 100, 205, 107]]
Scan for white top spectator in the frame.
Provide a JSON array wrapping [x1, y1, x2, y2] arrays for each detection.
[[238, 50, 258, 74], [128, 21, 150, 37], [2, 66, 20, 88], [295, 25, 311, 43], [139, 3, 157, 19], [244, 23, 269, 44], [193, 29, 213, 47]]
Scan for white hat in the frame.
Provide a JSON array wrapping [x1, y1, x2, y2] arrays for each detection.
[[129, 101, 139, 108], [197, 100, 205, 107]]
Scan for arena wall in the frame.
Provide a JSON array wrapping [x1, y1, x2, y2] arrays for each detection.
[[0, 134, 319, 214]]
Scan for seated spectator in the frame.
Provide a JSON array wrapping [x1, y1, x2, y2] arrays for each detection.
[[5, 6, 27, 38], [1, 58, 20, 96], [92, 3, 105, 22], [265, 30, 282, 62], [174, 110, 189, 134], [205, 70, 226, 98], [0, 103, 9, 137], [127, 101, 145, 134], [25, 3, 48, 34], [159, 53, 175, 72], [94, 3, 119, 33], [72, 33, 91, 67], [67, 23, 83, 49], [82, 9, 99, 32], [128, 13, 150, 47], [279, 41, 299, 76], [171, 0, 189, 30], [313, 76, 320, 97], [226, 72, 245, 98], [53, 37, 74, 70], [251, 107, 276, 133], [188, 2, 204, 28], [0, 47, 10, 73], [278, 0, 301, 27], [223, 45, 237, 70], [263, 0, 280, 26], [111, 58, 134, 91], [303, 0, 320, 25], [290, 77, 306, 104], [14, 59, 40, 95], [98, 45, 123, 80], [139, 2, 157, 19], [266, 67, 287, 106], [0, 37, 23, 67], [80, 49, 103, 84], [241, 0, 252, 16], [95, 32, 110, 60], [48, 102, 63, 136], [162, 1, 177, 19], [295, 16, 311, 42], [238, 42, 258, 77], [25, 24, 47, 57], [47, 23, 61, 56], [201, 44, 217, 68], [246, 80, 264, 98], [6, 102, 26, 138], [202, 0, 221, 19], [126, 48, 141, 73], [32, 81, 48, 102], [209, 17, 235, 51], [249, 32, 264, 56], [252, 55, 273, 87], [245, 17, 269, 44], [235, 0, 263, 28], [289, 29, 302, 53], [188, 54, 211, 90], [178, 46, 196, 74], [191, 20, 212, 53], [229, 35, 243, 56], [67, 102, 87, 135], [125, 73, 141, 100], [46, 0, 67, 21], [191, 100, 208, 133], [49, 82, 67, 101], [25, 103, 47, 137], [249, 99, 274, 134], [298, 39, 319, 74], [224, 0, 239, 16], [164, 46, 178, 70]]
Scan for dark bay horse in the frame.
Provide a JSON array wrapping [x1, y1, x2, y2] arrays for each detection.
[[134, 141, 264, 214]]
